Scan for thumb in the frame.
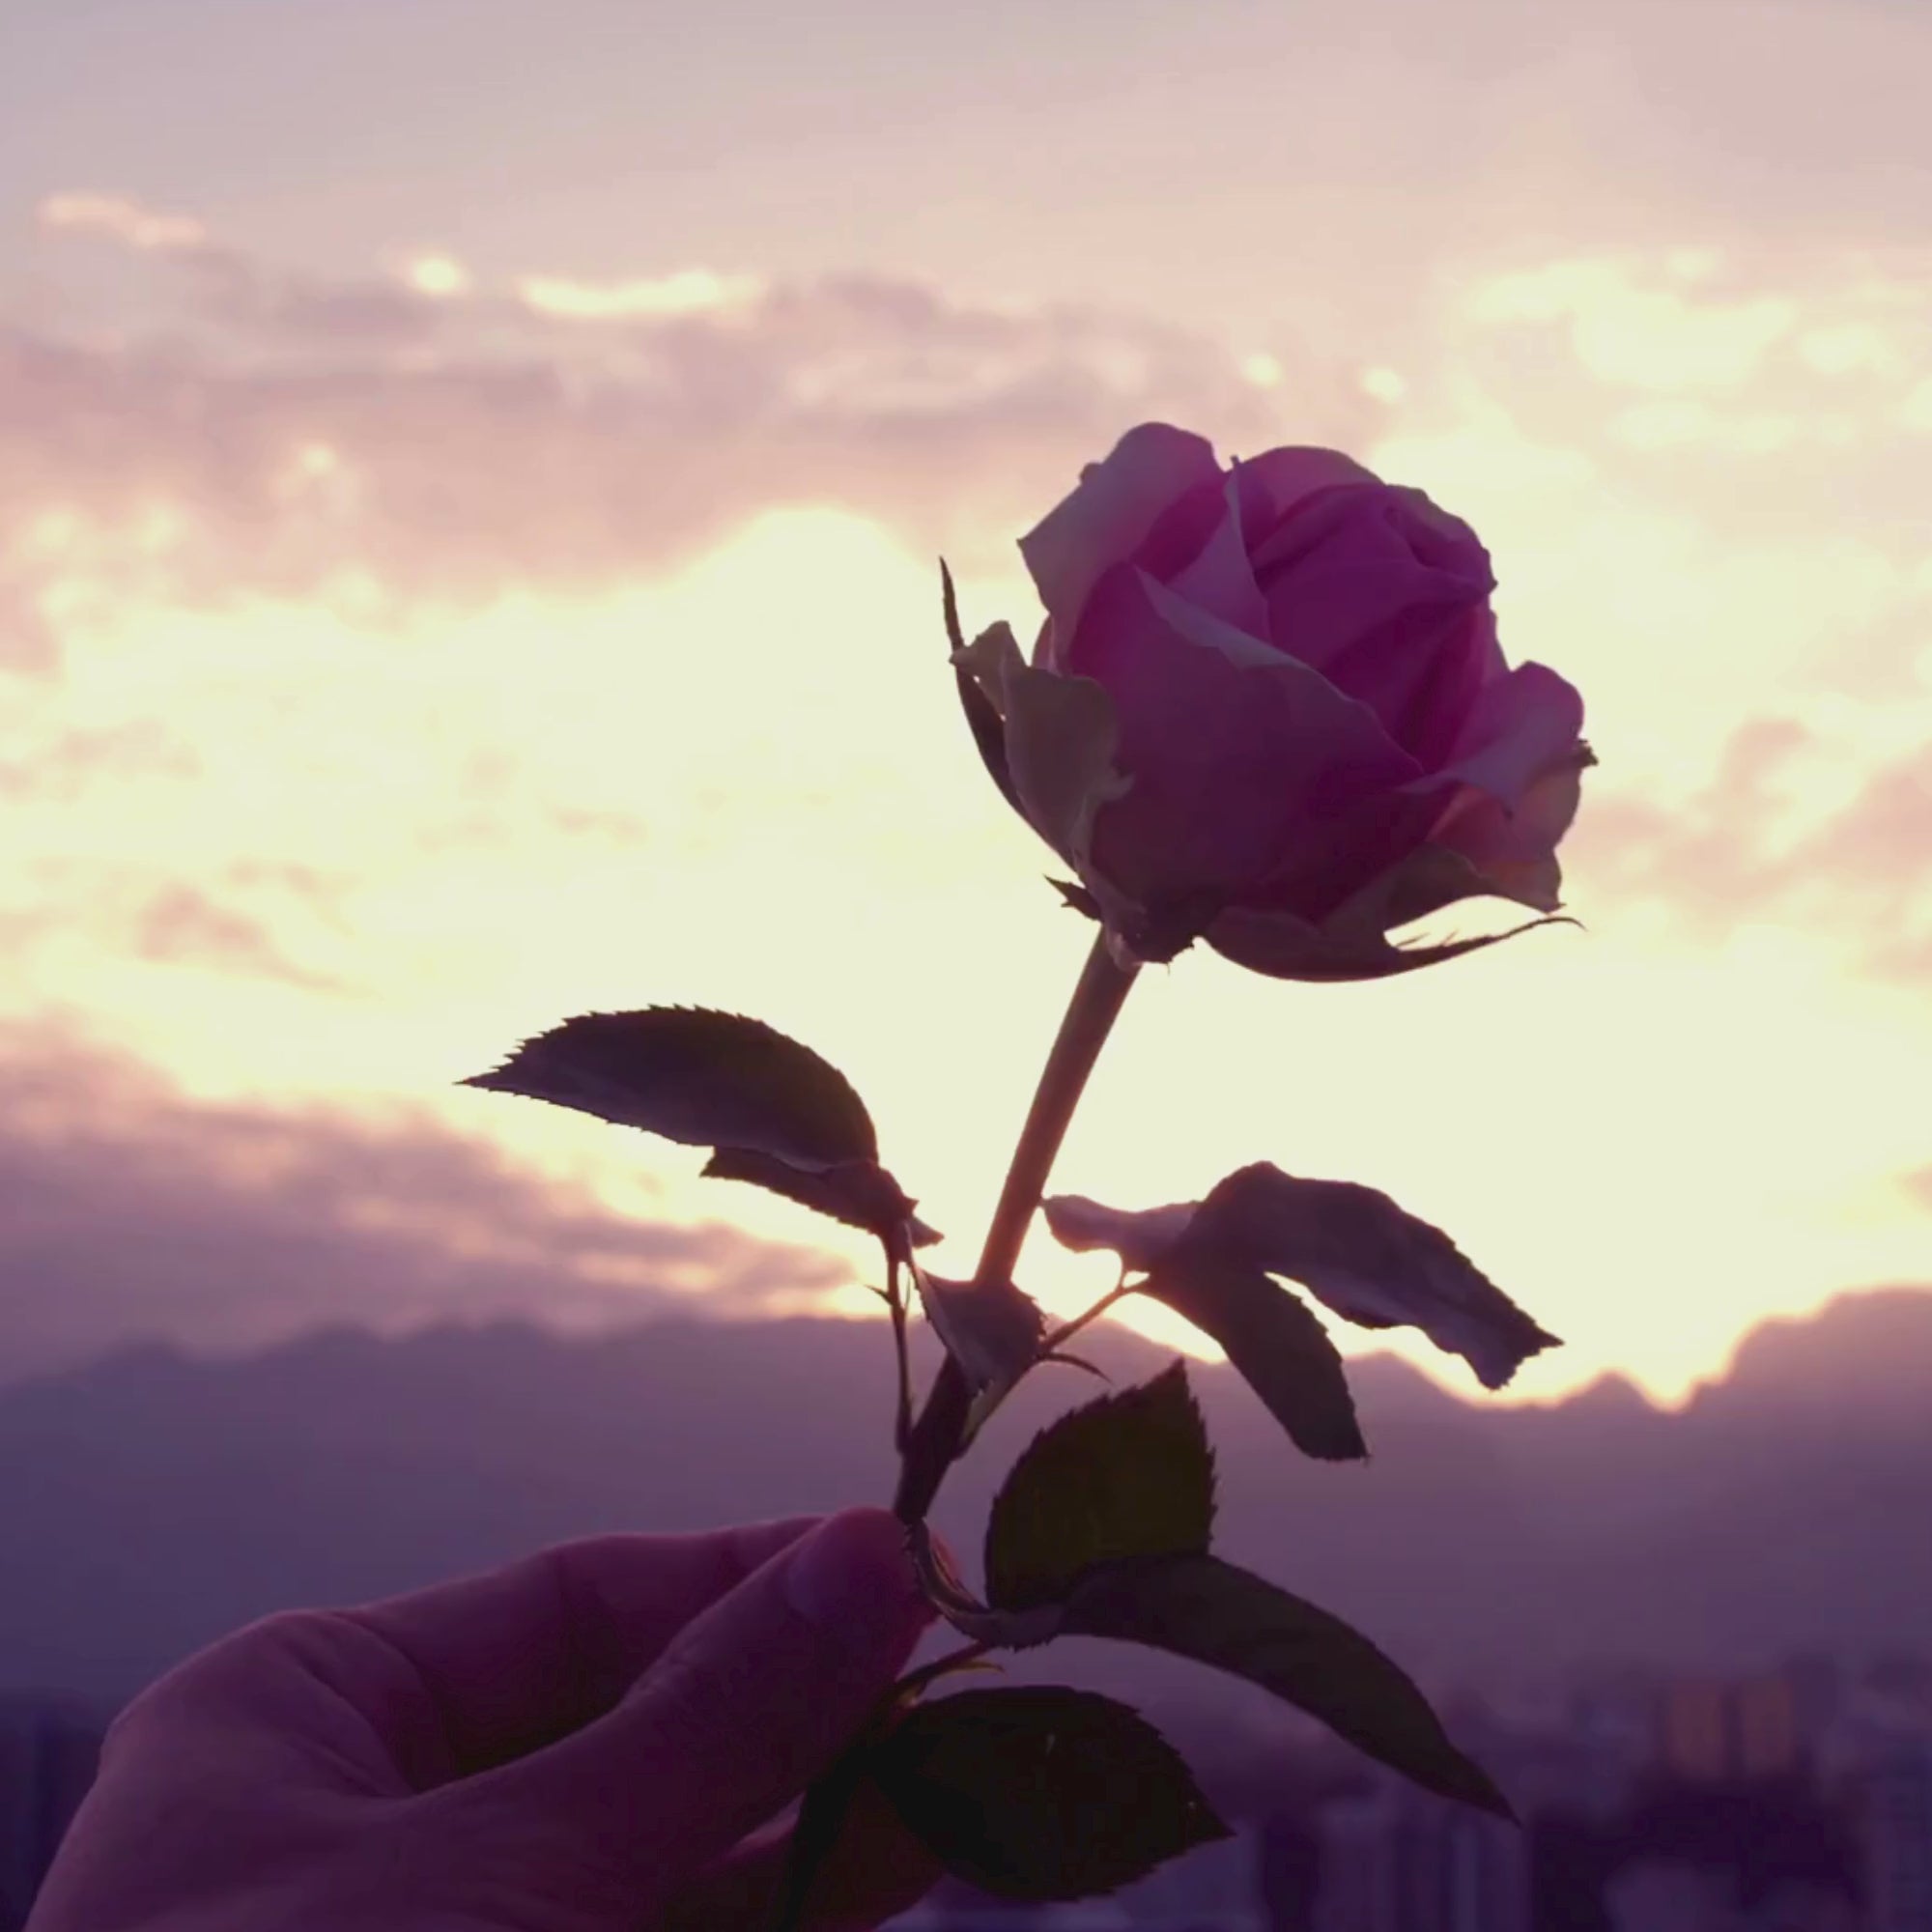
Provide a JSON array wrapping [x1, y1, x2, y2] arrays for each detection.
[[441, 1507, 933, 1912]]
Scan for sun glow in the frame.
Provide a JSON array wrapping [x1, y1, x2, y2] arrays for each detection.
[[13, 490, 1929, 1408]]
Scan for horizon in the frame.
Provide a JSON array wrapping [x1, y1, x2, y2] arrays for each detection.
[[11, 1276, 1932, 1421], [3, 1275, 1928, 1726], [4, 0, 1931, 1412]]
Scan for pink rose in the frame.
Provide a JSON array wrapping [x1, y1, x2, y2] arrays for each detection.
[[952, 423, 1591, 979]]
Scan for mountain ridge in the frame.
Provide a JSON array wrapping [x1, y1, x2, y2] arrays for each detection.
[[2, 1288, 1926, 1707]]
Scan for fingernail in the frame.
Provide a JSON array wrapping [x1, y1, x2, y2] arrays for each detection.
[[783, 1508, 925, 1636]]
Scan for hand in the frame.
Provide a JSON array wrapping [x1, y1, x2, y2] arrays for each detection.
[[30, 1509, 941, 1931]]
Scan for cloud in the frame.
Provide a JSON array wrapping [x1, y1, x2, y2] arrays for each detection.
[[129, 884, 344, 991], [0, 721, 197, 801], [1567, 718, 1932, 977], [0, 1029, 853, 1382], [37, 191, 208, 254], [0, 849, 363, 996], [12, 191, 1930, 999], [3, 196, 1339, 661], [518, 269, 764, 321], [1465, 255, 1801, 392]]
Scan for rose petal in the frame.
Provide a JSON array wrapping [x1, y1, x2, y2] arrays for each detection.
[[1164, 472, 1270, 643], [1438, 662, 1586, 810], [1320, 602, 1497, 771], [1067, 565, 1414, 907], [1233, 446, 1383, 525], [1020, 423, 1222, 641], [1385, 487, 1494, 580], [1228, 786, 1445, 927], [1426, 744, 1595, 911], [1130, 452, 1383, 597], [1249, 489, 1496, 764], [1205, 902, 1565, 982], [1329, 843, 1495, 933], [1139, 570, 1285, 670]]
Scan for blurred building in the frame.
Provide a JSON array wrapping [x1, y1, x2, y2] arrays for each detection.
[[1309, 1775, 1530, 1932], [886, 1899, 1133, 1930], [1843, 1731, 1932, 1932], [0, 1697, 106, 1931], [1112, 1819, 1267, 1929], [1603, 1856, 1740, 1931], [888, 1827, 1266, 1931], [1659, 1671, 1805, 1786], [1255, 1807, 1321, 1931]]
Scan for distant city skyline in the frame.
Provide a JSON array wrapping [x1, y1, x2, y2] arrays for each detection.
[[11, 1638, 1926, 1929]]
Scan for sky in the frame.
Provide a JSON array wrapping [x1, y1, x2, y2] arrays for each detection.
[[1, 0, 1929, 1407]]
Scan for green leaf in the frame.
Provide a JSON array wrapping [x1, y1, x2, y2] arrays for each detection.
[[984, 1361, 1213, 1613], [943, 560, 1025, 822], [1061, 1552, 1516, 1820], [1040, 1195, 1365, 1463], [1048, 876, 1101, 920], [951, 620, 1130, 878], [907, 1259, 1045, 1403], [699, 1148, 941, 1247], [864, 1686, 1230, 1901], [1138, 1250, 1366, 1463], [460, 1007, 878, 1172], [1043, 1165, 1559, 1397], [1042, 1192, 1198, 1273], [1193, 1163, 1560, 1391]]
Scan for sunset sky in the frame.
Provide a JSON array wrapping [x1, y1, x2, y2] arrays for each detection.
[[3, 0, 1929, 1409]]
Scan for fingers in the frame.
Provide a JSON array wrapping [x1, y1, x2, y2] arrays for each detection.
[[335, 1517, 822, 1774], [662, 1778, 943, 1932], [436, 1508, 932, 1915]]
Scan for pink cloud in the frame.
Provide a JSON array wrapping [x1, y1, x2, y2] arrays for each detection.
[[37, 191, 208, 254], [1569, 718, 1932, 977], [1, 205, 1345, 660], [0, 1028, 855, 1382], [130, 884, 344, 991], [0, 722, 197, 801]]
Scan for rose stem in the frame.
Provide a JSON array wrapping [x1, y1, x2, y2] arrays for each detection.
[[884, 1245, 913, 1454], [893, 927, 1140, 1524]]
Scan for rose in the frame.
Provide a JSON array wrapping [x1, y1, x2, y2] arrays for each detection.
[[952, 423, 1591, 979]]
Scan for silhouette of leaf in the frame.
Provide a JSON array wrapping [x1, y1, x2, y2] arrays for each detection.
[[1138, 1250, 1366, 1462], [1048, 876, 1102, 920], [907, 1260, 1045, 1410], [462, 1008, 878, 1173], [1044, 1164, 1557, 1395], [700, 1148, 941, 1246], [984, 1362, 1213, 1613], [1193, 1163, 1559, 1391], [951, 620, 1129, 877], [1042, 1193, 1363, 1461], [943, 559, 1023, 820], [1042, 1192, 1198, 1272], [864, 1686, 1230, 1900], [1062, 1552, 1515, 1819]]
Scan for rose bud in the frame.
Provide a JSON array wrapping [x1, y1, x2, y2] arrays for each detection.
[[952, 423, 1591, 980]]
